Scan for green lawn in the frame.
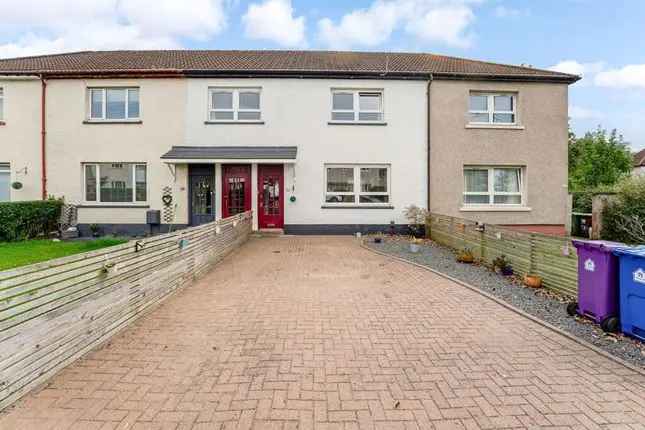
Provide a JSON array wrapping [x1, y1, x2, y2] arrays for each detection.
[[0, 238, 128, 272]]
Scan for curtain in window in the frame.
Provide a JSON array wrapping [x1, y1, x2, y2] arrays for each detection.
[[327, 168, 354, 192], [494, 169, 520, 192], [465, 170, 488, 192]]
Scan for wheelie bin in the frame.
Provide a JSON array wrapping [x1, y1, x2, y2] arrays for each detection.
[[613, 246, 645, 341], [568, 240, 622, 332]]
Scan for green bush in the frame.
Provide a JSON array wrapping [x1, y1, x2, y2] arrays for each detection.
[[601, 176, 645, 244], [0, 200, 64, 242]]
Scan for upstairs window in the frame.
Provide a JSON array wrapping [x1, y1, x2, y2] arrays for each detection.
[[464, 167, 523, 206], [209, 88, 261, 122], [469, 93, 516, 124], [88, 88, 140, 121], [331, 90, 383, 123], [325, 164, 390, 205], [0, 87, 4, 121], [84, 163, 147, 203]]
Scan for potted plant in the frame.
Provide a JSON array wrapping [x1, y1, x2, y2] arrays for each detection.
[[456, 248, 474, 263], [403, 205, 428, 238], [89, 224, 101, 238], [409, 237, 423, 253], [523, 274, 543, 288], [373, 233, 385, 244], [492, 255, 514, 276]]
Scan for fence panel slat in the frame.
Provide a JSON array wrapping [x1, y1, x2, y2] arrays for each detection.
[[0, 211, 252, 411], [429, 213, 578, 298]]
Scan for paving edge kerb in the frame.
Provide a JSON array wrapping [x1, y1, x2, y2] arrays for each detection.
[[360, 239, 645, 377]]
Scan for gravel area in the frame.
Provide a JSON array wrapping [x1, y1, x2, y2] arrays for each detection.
[[366, 236, 645, 369]]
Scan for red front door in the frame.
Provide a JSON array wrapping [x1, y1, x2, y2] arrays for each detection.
[[222, 164, 251, 218], [258, 164, 284, 229]]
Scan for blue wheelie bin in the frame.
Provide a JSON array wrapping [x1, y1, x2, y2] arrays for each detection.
[[613, 246, 645, 341]]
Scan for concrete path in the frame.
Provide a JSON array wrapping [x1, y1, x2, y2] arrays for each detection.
[[1, 236, 645, 429]]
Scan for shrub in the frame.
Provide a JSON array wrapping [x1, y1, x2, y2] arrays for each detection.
[[0, 199, 64, 242], [601, 176, 645, 244]]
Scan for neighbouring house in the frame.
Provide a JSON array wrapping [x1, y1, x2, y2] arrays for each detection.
[[634, 149, 645, 176], [0, 50, 578, 235]]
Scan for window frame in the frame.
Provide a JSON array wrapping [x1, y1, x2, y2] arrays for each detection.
[[468, 92, 517, 125], [324, 164, 391, 206], [207, 87, 262, 123], [463, 166, 524, 207], [82, 162, 148, 205], [87, 87, 140, 122], [0, 163, 10, 202], [330, 89, 385, 123], [0, 86, 5, 122]]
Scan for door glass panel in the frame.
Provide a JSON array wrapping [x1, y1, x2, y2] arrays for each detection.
[[262, 177, 280, 216], [193, 177, 213, 215], [228, 177, 246, 215]]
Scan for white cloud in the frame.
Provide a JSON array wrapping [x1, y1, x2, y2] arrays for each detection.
[[0, 0, 228, 59], [595, 64, 645, 89], [243, 0, 306, 47], [317, 0, 480, 49], [548, 60, 605, 78], [568, 105, 602, 120]]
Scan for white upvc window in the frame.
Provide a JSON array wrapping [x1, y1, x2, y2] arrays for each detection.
[[208, 88, 261, 122], [464, 166, 524, 206], [325, 164, 390, 205], [331, 90, 384, 123], [469, 93, 516, 124], [0, 163, 10, 202], [88, 88, 140, 121], [83, 163, 147, 204], [0, 87, 4, 121]]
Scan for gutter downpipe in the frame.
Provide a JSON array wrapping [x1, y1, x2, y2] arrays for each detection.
[[40, 75, 47, 200], [427, 75, 433, 212]]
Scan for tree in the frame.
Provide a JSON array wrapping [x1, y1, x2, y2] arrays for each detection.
[[568, 127, 633, 191]]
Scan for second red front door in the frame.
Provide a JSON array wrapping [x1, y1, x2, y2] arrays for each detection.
[[258, 164, 284, 229], [222, 164, 251, 218]]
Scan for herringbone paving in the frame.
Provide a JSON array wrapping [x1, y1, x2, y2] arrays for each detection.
[[1, 236, 644, 429]]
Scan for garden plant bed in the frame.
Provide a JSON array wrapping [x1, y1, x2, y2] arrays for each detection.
[[366, 236, 645, 368], [0, 238, 127, 271]]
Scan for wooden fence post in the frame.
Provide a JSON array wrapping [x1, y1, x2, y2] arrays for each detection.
[[529, 233, 537, 275]]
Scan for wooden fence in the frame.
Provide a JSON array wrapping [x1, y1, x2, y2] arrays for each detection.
[[0, 211, 252, 411], [428, 213, 579, 298]]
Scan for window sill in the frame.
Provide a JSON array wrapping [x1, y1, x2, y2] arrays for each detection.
[[460, 206, 532, 212], [78, 204, 150, 209], [83, 120, 143, 125], [328, 121, 387, 126], [204, 120, 265, 125], [465, 124, 524, 130], [321, 204, 394, 209]]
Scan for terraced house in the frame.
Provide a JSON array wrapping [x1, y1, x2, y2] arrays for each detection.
[[0, 50, 578, 235]]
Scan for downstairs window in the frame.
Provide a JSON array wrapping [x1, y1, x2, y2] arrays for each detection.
[[463, 167, 523, 206], [325, 164, 390, 205], [84, 163, 147, 204]]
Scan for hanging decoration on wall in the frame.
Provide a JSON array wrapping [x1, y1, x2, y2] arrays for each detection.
[[162, 186, 174, 223]]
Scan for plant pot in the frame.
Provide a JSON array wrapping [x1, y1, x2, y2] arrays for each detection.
[[501, 267, 514, 276], [374, 237, 383, 244], [409, 243, 420, 253], [457, 254, 474, 264], [523, 274, 542, 288]]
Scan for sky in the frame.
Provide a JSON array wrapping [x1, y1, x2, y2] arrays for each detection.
[[0, 0, 643, 151]]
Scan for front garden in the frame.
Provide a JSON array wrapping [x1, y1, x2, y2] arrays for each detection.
[[365, 235, 645, 368], [0, 238, 127, 271]]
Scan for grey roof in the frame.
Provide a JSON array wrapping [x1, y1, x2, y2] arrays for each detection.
[[161, 146, 298, 160]]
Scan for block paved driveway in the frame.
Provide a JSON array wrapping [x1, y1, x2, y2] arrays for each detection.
[[2, 236, 645, 430]]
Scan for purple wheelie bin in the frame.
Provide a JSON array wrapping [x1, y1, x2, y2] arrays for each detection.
[[569, 240, 622, 332]]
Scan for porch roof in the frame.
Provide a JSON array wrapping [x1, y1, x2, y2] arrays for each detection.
[[161, 146, 297, 164]]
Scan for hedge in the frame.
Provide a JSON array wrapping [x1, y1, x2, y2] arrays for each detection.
[[601, 176, 645, 244], [0, 200, 64, 242]]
